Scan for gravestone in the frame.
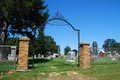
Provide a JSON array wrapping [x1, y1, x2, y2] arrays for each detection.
[[47, 52, 53, 60], [92, 54, 102, 62], [8, 46, 16, 60], [34, 55, 36, 58], [112, 58, 116, 61], [38, 54, 41, 58], [66, 51, 76, 62], [92, 56, 98, 62], [0, 48, 2, 61], [107, 51, 112, 57], [113, 51, 117, 57], [42, 55, 44, 58]]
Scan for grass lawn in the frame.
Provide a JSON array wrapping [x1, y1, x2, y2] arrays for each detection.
[[0, 57, 120, 80]]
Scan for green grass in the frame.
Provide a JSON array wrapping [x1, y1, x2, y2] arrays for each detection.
[[0, 57, 120, 80], [0, 61, 14, 72], [79, 62, 120, 80], [91, 57, 118, 65]]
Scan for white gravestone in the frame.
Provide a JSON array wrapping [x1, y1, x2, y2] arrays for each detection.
[[34, 55, 36, 58], [38, 54, 41, 58], [112, 58, 116, 61], [8, 46, 17, 60], [42, 55, 44, 58], [66, 51, 76, 62], [47, 52, 53, 60]]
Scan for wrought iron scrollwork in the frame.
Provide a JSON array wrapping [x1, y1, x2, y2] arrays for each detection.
[[52, 11, 66, 20]]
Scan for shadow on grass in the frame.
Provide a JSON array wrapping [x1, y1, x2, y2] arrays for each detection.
[[91, 62, 118, 66], [28, 58, 50, 69]]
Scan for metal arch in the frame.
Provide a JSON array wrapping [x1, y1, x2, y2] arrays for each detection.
[[32, 17, 80, 69], [37, 18, 80, 31]]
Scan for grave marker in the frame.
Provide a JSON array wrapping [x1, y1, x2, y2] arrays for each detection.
[[66, 51, 76, 62], [112, 58, 116, 61]]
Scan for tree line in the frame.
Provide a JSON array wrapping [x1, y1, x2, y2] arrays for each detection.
[[6, 35, 60, 57], [91, 39, 120, 55]]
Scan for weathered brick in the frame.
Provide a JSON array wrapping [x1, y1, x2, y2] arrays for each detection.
[[17, 37, 30, 71]]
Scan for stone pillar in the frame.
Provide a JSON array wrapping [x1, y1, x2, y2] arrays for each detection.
[[80, 41, 90, 68], [17, 37, 30, 71]]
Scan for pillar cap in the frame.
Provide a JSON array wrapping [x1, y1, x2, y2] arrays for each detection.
[[19, 37, 30, 41], [80, 41, 90, 45]]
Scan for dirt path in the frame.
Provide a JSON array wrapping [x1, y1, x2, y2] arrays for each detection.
[[38, 71, 97, 80], [0, 70, 97, 80]]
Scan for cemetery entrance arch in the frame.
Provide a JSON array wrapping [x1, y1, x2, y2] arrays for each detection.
[[32, 11, 80, 69]]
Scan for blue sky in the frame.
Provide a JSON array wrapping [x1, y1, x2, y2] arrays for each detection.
[[43, 0, 120, 55]]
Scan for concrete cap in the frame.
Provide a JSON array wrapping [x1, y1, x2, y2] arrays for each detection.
[[19, 37, 30, 41], [80, 41, 90, 45]]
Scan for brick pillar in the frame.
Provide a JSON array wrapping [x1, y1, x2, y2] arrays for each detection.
[[80, 41, 90, 68], [17, 37, 30, 71]]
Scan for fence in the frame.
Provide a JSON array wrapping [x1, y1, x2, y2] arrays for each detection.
[[0, 45, 17, 70], [90, 48, 120, 65]]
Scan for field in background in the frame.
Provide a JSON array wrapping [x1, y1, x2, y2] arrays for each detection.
[[0, 57, 120, 80]]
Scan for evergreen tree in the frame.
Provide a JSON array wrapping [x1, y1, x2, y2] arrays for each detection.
[[57, 45, 61, 54], [92, 41, 99, 56], [0, 0, 49, 44], [35, 28, 46, 56]]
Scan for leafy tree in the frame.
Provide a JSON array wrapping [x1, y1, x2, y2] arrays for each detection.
[[72, 49, 78, 56], [64, 46, 71, 55], [44, 36, 58, 54], [0, 0, 49, 45], [102, 39, 116, 54], [92, 41, 99, 56]]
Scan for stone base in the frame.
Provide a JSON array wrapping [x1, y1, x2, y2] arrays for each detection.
[[80, 66, 91, 68], [66, 59, 75, 62], [8, 56, 17, 60], [17, 66, 28, 71]]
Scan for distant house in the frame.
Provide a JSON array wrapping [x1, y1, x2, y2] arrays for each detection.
[[99, 51, 107, 57], [52, 53, 60, 57]]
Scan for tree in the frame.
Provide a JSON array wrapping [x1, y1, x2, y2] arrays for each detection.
[[64, 46, 71, 55], [35, 28, 46, 57], [115, 42, 120, 54], [0, 0, 49, 44], [57, 45, 60, 54], [102, 39, 116, 53], [72, 49, 78, 56], [0, 0, 13, 44], [92, 41, 99, 56], [45, 36, 58, 53], [28, 35, 59, 57]]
